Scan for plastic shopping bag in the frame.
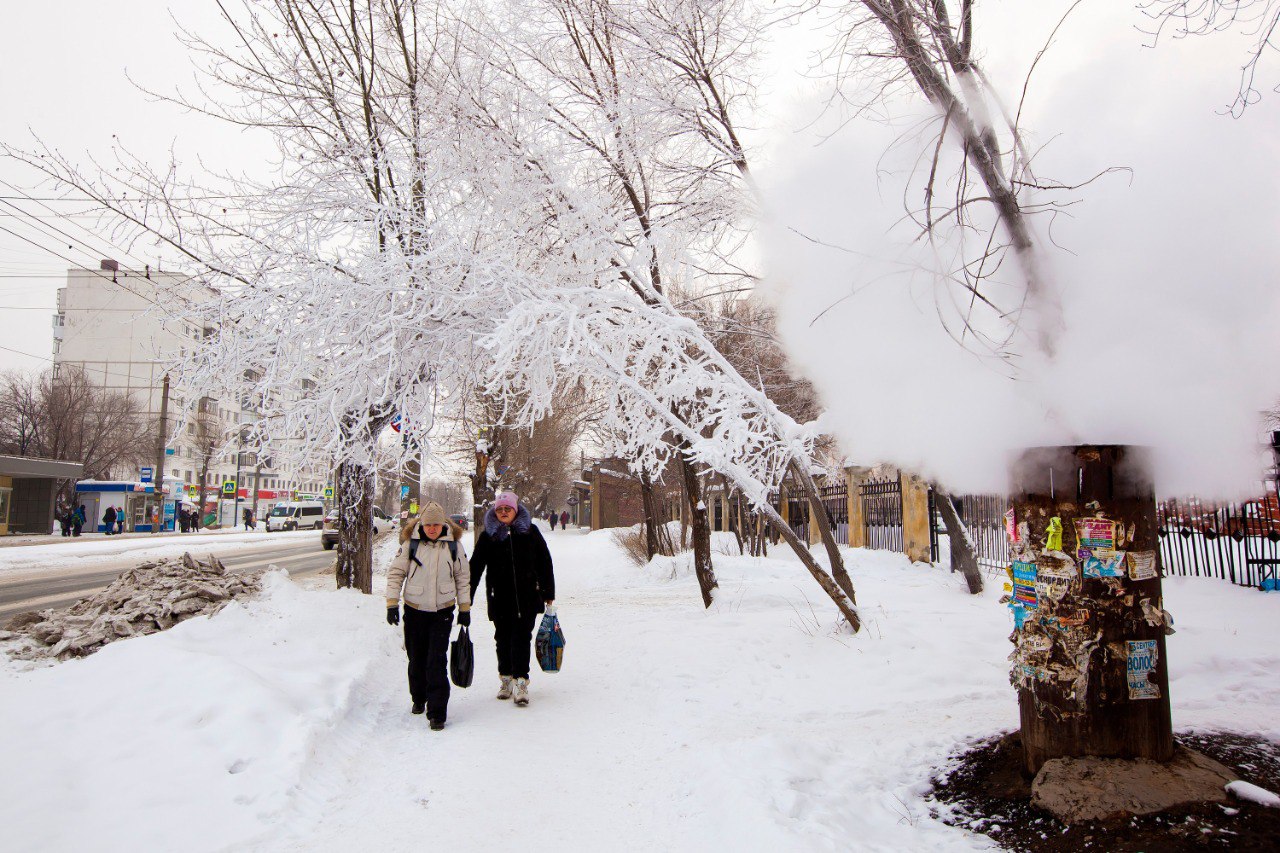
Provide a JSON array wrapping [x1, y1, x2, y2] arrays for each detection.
[[535, 607, 566, 673], [450, 625, 474, 688]]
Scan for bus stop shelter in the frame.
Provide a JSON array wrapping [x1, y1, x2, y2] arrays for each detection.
[[0, 455, 84, 535]]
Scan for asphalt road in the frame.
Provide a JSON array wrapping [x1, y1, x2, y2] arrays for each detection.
[[0, 537, 340, 625]]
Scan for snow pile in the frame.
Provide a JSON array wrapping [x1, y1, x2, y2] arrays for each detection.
[[1, 553, 265, 661], [1226, 780, 1280, 808]]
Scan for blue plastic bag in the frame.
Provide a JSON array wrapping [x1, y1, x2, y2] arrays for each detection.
[[536, 607, 566, 673]]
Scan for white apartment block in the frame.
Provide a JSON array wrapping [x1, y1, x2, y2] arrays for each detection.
[[53, 261, 330, 517]]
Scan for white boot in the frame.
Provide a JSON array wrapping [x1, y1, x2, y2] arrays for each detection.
[[496, 676, 514, 700], [513, 677, 529, 706]]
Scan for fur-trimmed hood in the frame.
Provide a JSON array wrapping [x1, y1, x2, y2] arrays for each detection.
[[399, 513, 464, 544], [484, 504, 531, 540]]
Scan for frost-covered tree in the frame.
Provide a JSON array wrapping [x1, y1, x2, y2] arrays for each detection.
[[453, 0, 860, 625], [3, 0, 546, 592]]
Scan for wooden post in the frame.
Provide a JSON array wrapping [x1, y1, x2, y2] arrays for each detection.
[[1009, 445, 1173, 775], [901, 473, 933, 563], [846, 467, 868, 548]]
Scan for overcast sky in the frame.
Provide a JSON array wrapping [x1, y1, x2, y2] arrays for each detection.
[[2, 1, 1277, 492]]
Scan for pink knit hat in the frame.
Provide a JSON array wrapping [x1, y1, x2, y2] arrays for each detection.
[[494, 491, 519, 511]]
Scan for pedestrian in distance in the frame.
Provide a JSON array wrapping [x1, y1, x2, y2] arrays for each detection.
[[385, 501, 471, 731], [560, 510, 570, 530], [103, 505, 117, 535], [116, 507, 125, 535], [73, 504, 86, 537], [549, 510, 558, 531], [469, 491, 555, 707], [58, 506, 72, 537]]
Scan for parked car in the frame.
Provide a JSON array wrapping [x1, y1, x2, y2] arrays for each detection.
[[321, 506, 394, 550], [266, 501, 326, 532], [449, 513, 469, 531]]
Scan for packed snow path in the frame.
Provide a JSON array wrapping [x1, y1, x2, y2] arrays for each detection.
[[2, 527, 1277, 852]]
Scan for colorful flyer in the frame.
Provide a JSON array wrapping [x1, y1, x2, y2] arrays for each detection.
[[1082, 548, 1127, 578], [1011, 560, 1038, 610], [1045, 516, 1064, 552], [1075, 517, 1117, 559], [1126, 639, 1160, 700], [1128, 551, 1158, 581], [1005, 508, 1019, 544]]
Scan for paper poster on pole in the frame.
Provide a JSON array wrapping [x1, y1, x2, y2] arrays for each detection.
[[1128, 551, 1158, 581], [1075, 518, 1117, 557], [1011, 560, 1038, 610], [1081, 549, 1127, 578], [1126, 639, 1160, 700]]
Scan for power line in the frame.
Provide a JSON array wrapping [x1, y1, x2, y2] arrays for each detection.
[[0, 342, 52, 362], [0, 184, 153, 271], [0, 224, 165, 309]]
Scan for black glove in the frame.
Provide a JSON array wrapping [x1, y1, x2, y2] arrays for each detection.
[[386, 606, 400, 626], [458, 610, 471, 627]]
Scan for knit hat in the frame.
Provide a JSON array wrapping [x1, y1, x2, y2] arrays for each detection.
[[418, 501, 449, 526], [494, 491, 519, 511]]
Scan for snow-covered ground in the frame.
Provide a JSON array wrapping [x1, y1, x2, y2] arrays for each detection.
[[1, 526, 1276, 852], [0, 529, 318, 577]]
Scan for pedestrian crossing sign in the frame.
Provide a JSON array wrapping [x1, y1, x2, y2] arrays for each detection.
[[221, 481, 236, 496]]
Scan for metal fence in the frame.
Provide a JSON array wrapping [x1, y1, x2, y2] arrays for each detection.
[[952, 494, 1011, 576], [1157, 497, 1280, 588], [820, 481, 849, 545], [861, 474, 904, 553]]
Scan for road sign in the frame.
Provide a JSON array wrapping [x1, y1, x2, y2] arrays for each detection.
[[391, 414, 403, 433], [566, 495, 579, 506], [187, 485, 199, 499], [140, 466, 154, 483], [221, 481, 236, 496], [323, 486, 334, 499], [164, 448, 176, 456]]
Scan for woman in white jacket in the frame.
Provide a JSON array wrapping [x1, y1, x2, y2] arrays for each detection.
[[385, 502, 471, 730]]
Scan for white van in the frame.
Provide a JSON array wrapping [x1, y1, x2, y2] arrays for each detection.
[[266, 501, 326, 531]]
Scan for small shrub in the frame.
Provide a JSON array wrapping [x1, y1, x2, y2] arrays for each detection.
[[611, 525, 650, 567]]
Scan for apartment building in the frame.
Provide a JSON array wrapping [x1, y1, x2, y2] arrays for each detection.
[[53, 261, 330, 523]]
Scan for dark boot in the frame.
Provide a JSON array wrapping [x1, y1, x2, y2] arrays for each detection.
[[411, 701, 425, 715], [429, 718, 445, 731]]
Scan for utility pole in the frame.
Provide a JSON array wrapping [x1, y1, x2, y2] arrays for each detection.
[[152, 373, 169, 534], [232, 426, 244, 530]]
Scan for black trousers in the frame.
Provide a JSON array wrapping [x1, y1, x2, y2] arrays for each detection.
[[403, 606, 454, 721], [493, 613, 538, 680]]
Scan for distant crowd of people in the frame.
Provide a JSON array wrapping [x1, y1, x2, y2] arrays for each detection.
[[546, 509, 571, 531], [53, 503, 238, 535]]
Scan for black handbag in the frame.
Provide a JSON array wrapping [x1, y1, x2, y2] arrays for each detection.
[[450, 625, 474, 688]]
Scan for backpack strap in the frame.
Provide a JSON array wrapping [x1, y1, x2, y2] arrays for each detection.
[[411, 537, 457, 565]]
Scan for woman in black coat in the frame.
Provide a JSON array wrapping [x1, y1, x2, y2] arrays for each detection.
[[469, 491, 555, 707]]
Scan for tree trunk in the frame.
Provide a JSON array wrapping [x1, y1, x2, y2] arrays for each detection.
[[335, 459, 374, 593], [935, 489, 983, 594], [677, 453, 717, 607], [470, 436, 493, 547], [640, 473, 660, 560], [1009, 445, 1173, 775], [788, 460, 856, 602], [758, 501, 861, 632]]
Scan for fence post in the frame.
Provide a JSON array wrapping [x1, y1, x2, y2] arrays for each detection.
[[902, 473, 933, 563], [846, 467, 868, 548]]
